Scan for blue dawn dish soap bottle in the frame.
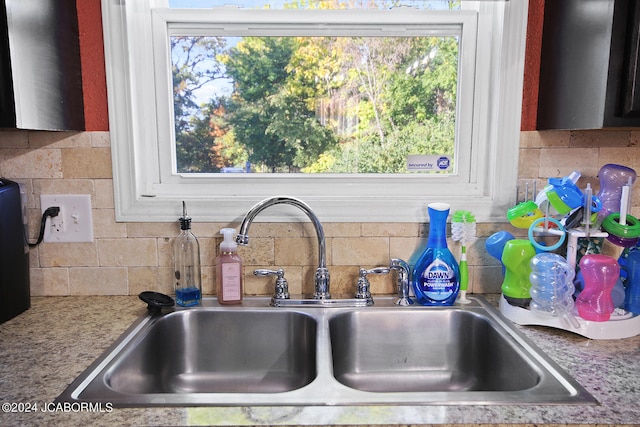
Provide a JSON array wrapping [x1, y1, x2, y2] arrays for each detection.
[[173, 201, 202, 306], [412, 202, 460, 306]]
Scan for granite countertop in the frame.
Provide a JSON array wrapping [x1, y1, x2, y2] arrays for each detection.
[[1, 295, 639, 427]]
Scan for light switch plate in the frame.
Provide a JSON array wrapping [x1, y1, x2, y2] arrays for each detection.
[[40, 194, 94, 243]]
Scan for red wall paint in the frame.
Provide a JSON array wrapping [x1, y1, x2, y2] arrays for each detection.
[[75, 1, 542, 133], [521, 0, 544, 131], [76, 0, 109, 131]]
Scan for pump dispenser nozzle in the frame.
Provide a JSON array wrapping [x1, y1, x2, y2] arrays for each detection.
[[220, 228, 238, 253], [179, 201, 192, 230]]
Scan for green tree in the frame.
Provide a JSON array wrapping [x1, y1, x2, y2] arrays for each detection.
[[175, 106, 217, 173], [172, 16, 459, 174], [388, 36, 458, 126], [172, 36, 228, 172], [304, 35, 458, 173], [222, 36, 338, 171]]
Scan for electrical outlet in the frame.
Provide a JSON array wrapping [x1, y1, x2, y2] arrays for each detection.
[[40, 195, 94, 243]]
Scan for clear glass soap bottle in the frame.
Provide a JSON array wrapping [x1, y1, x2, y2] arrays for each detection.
[[173, 201, 202, 306]]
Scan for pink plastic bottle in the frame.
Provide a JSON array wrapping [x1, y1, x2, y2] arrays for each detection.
[[575, 254, 619, 322], [216, 228, 243, 305]]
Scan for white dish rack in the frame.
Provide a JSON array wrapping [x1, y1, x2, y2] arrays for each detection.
[[499, 294, 640, 340]]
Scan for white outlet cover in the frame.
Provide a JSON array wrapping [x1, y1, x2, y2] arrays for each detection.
[[41, 194, 94, 243]]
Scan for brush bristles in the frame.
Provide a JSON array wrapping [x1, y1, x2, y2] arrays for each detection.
[[451, 221, 477, 243]]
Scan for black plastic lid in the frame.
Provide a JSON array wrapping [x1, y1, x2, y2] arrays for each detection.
[[138, 291, 175, 313]]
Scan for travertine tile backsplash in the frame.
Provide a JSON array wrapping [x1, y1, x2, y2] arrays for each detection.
[[1, 129, 638, 296]]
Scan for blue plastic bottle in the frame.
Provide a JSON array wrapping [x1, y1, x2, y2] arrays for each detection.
[[622, 248, 640, 314], [412, 203, 460, 306], [529, 253, 575, 317]]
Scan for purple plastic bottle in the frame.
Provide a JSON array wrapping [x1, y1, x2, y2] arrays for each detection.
[[595, 164, 636, 226], [575, 254, 619, 322]]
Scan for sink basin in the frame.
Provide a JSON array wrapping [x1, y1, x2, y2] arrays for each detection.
[[330, 310, 539, 393], [57, 296, 596, 407], [106, 310, 317, 394]]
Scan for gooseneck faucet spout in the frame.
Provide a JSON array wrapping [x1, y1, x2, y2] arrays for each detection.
[[236, 196, 330, 299]]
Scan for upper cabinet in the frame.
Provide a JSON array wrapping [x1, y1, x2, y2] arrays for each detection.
[[537, 0, 640, 130], [0, 0, 84, 131]]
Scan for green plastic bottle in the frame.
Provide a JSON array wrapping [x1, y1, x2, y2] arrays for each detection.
[[500, 239, 536, 308]]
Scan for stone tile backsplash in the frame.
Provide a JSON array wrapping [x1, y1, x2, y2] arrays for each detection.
[[1, 130, 639, 296]]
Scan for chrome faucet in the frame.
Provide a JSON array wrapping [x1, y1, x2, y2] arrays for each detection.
[[236, 196, 331, 299], [354, 267, 390, 306], [390, 258, 413, 306]]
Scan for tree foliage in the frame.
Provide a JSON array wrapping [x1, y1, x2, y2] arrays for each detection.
[[172, 36, 231, 172], [172, 18, 458, 174], [221, 36, 339, 172]]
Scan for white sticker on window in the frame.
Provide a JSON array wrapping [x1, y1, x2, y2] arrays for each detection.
[[407, 155, 452, 171]]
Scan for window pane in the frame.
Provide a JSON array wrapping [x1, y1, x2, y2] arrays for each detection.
[[168, 1, 460, 11], [172, 34, 458, 174], [103, 0, 526, 222]]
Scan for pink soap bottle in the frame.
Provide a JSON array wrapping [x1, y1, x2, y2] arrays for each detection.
[[575, 254, 619, 322], [216, 228, 243, 305]]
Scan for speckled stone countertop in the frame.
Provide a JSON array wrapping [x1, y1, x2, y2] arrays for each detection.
[[0, 295, 639, 427]]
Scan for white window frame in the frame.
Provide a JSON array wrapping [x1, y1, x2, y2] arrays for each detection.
[[102, 0, 528, 223]]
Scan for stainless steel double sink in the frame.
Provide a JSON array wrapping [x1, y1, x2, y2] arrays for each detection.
[[56, 296, 596, 407]]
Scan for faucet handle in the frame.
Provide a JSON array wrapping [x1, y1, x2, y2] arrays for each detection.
[[362, 267, 391, 276], [390, 258, 414, 306], [354, 267, 390, 304], [254, 268, 290, 303]]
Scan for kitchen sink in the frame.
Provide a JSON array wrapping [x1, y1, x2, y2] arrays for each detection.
[[56, 296, 596, 407], [106, 310, 317, 394], [330, 310, 539, 393]]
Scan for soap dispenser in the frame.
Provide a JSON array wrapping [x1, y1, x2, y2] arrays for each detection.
[[173, 201, 202, 306], [216, 228, 243, 304], [411, 202, 460, 306]]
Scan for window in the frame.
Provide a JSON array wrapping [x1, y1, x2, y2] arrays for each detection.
[[171, 34, 459, 175], [102, 0, 527, 222]]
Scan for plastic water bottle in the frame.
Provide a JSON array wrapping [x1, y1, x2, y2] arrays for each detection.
[[501, 239, 536, 308], [575, 254, 619, 322], [574, 271, 626, 308], [529, 253, 576, 317], [485, 230, 515, 276], [595, 164, 636, 227], [622, 248, 640, 314]]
